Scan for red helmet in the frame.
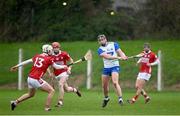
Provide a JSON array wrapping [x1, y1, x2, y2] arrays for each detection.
[[52, 42, 60, 48]]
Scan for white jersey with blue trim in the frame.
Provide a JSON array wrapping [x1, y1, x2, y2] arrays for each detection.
[[98, 42, 120, 68]]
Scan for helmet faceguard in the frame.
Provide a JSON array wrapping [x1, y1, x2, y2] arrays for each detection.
[[42, 44, 53, 55]]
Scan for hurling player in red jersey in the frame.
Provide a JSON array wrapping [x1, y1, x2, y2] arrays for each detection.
[[50, 42, 81, 107], [127, 43, 159, 104], [10, 44, 67, 111]]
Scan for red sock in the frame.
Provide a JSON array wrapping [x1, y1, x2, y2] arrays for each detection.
[[133, 95, 139, 101], [141, 91, 148, 98], [143, 94, 147, 98]]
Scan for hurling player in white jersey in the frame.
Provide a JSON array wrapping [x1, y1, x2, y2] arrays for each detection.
[[97, 34, 128, 107]]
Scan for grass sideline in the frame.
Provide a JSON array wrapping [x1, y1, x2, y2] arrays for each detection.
[[0, 40, 180, 88], [0, 89, 180, 115]]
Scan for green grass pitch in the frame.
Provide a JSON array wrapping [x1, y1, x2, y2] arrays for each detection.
[[0, 89, 180, 115], [0, 40, 180, 87]]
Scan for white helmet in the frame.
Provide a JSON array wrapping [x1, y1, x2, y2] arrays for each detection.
[[42, 44, 53, 55]]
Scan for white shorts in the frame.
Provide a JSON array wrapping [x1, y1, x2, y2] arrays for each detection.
[[137, 72, 151, 81], [55, 72, 69, 81], [27, 77, 47, 89]]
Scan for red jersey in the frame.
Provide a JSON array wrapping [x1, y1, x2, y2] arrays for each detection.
[[52, 51, 71, 76], [29, 54, 54, 80], [139, 51, 157, 74]]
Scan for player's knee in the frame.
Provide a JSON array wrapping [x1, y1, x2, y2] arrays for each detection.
[[49, 90, 55, 96], [136, 84, 142, 90], [135, 85, 139, 90], [47, 87, 55, 94], [102, 85, 108, 91], [51, 88, 55, 93], [113, 82, 119, 88], [29, 92, 35, 97], [135, 84, 138, 89], [64, 87, 69, 92], [102, 83, 108, 88], [59, 83, 64, 88]]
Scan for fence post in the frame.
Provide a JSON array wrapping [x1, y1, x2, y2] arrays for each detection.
[[18, 48, 23, 90], [157, 50, 162, 91], [86, 50, 92, 90]]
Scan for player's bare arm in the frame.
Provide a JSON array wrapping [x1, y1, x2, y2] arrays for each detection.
[[135, 53, 145, 65], [136, 53, 145, 57], [47, 67, 56, 89], [116, 49, 128, 60], [136, 58, 142, 66], [147, 58, 159, 66], [100, 52, 122, 60], [67, 57, 73, 74], [131, 53, 145, 58], [47, 67, 54, 78], [52, 63, 67, 69], [10, 59, 33, 72]]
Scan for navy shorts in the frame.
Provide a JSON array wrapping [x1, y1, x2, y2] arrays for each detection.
[[102, 66, 120, 76]]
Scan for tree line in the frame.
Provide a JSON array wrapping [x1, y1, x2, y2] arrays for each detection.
[[0, 0, 179, 42]]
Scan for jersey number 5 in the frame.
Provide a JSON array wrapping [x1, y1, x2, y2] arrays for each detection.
[[34, 57, 44, 68]]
